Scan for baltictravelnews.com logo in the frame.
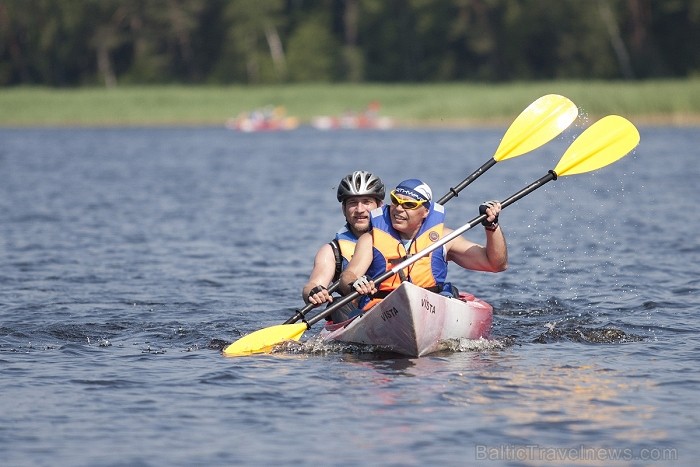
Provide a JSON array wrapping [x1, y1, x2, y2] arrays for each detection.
[[475, 444, 678, 462]]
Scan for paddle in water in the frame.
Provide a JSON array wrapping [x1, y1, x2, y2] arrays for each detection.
[[223, 115, 639, 357], [283, 94, 578, 326]]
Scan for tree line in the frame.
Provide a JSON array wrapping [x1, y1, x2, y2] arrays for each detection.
[[1, 0, 698, 87]]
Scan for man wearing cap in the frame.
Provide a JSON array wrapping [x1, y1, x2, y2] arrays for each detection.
[[339, 178, 507, 312]]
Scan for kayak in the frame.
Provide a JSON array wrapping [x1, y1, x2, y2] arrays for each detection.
[[225, 115, 299, 132], [319, 282, 492, 357], [310, 100, 394, 130], [225, 105, 300, 132], [310, 114, 394, 130]]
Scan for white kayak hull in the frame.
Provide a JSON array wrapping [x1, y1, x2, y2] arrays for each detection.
[[320, 282, 493, 357]]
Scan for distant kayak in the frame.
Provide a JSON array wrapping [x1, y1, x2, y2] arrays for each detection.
[[226, 105, 300, 132], [311, 100, 394, 130], [310, 114, 394, 130]]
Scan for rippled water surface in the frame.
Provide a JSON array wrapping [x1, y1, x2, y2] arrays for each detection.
[[1, 125, 697, 466]]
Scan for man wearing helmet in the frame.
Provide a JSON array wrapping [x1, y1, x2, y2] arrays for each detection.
[[339, 178, 507, 311], [301, 170, 385, 322]]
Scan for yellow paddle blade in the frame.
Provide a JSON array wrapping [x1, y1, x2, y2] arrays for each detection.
[[222, 323, 307, 357], [554, 115, 640, 177], [494, 94, 578, 161]]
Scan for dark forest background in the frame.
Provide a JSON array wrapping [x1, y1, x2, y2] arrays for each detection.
[[1, 0, 698, 87]]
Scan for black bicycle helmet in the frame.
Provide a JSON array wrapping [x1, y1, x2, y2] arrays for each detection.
[[336, 171, 385, 203]]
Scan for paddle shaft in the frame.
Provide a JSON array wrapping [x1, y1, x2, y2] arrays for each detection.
[[436, 158, 496, 205], [284, 283, 339, 324], [305, 170, 559, 327]]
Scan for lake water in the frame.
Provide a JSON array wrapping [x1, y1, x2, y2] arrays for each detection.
[[0, 124, 697, 466]]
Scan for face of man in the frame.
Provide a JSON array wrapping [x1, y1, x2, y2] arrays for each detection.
[[389, 193, 429, 238], [343, 196, 380, 236]]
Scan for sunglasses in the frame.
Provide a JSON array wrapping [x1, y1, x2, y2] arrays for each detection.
[[390, 190, 428, 210]]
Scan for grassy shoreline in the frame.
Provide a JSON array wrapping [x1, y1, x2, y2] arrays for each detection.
[[2, 80, 699, 127]]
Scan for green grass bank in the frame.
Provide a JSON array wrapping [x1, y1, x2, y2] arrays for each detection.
[[1, 79, 698, 127]]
